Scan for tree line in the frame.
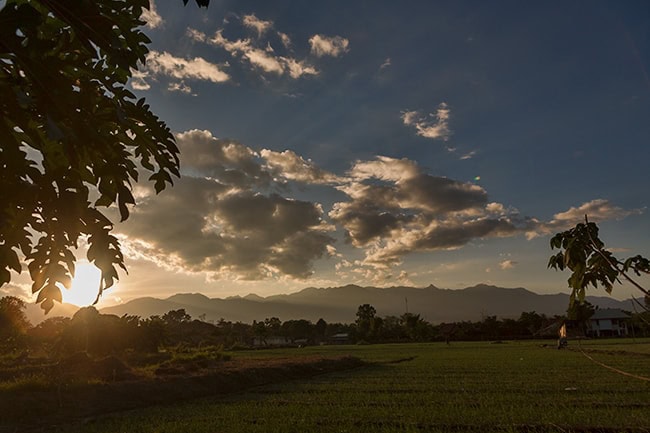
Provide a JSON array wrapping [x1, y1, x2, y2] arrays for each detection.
[[9, 296, 647, 359]]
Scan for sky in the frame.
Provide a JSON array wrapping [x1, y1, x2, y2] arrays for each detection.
[[5, 0, 650, 307]]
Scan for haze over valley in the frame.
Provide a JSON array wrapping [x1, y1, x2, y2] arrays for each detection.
[[25, 284, 632, 326]]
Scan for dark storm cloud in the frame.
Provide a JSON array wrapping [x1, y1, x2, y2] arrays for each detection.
[[363, 217, 521, 268], [120, 133, 640, 279], [326, 156, 539, 269], [118, 131, 334, 280], [176, 129, 272, 187], [399, 175, 487, 214]]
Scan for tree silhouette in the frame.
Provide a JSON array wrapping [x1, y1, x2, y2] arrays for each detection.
[[355, 304, 377, 341], [314, 318, 327, 340], [162, 309, 192, 325], [0, 1, 196, 312], [0, 296, 30, 346], [548, 217, 649, 307], [400, 313, 430, 341], [517, 311, 546, 335]]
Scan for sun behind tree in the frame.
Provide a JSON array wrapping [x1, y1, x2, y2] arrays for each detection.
[[62, 263, 103, 307]]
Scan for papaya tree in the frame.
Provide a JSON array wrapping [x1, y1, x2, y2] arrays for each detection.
[[0, 1, 208, 312], [548, 216, 649, 307]]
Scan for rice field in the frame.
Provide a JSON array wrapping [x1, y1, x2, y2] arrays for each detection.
[[53, 339, 650, 433]]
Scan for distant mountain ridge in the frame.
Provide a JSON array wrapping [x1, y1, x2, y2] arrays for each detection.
[[87, 284, 634, 325]]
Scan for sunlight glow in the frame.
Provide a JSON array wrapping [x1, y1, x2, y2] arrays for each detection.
[[63, 262, 102, 307]]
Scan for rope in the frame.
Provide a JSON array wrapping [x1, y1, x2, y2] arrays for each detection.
[[576, 340, 650, 383]]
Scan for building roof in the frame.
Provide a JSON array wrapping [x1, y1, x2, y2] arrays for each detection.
[[590, 308, 630, 320]]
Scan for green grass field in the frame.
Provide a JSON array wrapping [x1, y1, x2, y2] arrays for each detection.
[[53, 340, 650, 433]]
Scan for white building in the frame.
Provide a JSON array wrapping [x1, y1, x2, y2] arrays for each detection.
[[587, 308, 630, 337]]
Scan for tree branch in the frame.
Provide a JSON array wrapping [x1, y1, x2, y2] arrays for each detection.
[[584, 216, 649, 296]]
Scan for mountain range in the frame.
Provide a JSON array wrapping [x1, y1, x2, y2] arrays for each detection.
[[101, 284, 633, 324], [25, 284, 633, 325]]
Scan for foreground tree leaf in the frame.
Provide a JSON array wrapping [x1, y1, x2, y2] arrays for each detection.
[[548, 216, 649, 307], [0, 0, 184, 312]]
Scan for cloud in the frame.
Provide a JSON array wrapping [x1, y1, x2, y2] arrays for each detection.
[[330, 156, 520, 262], [115, 130, 644, 281], [334, 259, 408, 287], [207, 29, 252, 52], [330, 198, 409, 247], [0, 282, 31, 300], [361, 218, 521, 268], [328, 156, 537, 268], [342, 156, 489, 215], [141, 1, 163, 29], [550, 199, 640, 224], [525, 199, 643, 239], [380, 58, 392, 70], [242, 14, 273, 37], [168, 81, 194, 94], [201, 29, 318, 79], [121, 185, 333, 280], [146, 51, 230, 83], [126, 133, 538, 280], [242, 46, 285, 75], [177, 130, 342, 187], [186, 28, 207, 42], [130, 69, 151, 90], [486, 202, 506, 214], [187, 14, 328, 81], [278, 32, 292, 48], [309, 35, 350, 57], [350, 156, 419, 182], [608, 247, 633, 253], [119, 130, 334, 280], [175, 129, 272, 186], [398, 175, 488, 214], [460, 150, 477, 160], [134, 51, 230, 90], [402, 103, 451, 141], [260, 149, 341, 184], [282, 57, 319, 79], [401, 111, 419, 126]]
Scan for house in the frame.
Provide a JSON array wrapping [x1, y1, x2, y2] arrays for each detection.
[[587, 308, 630, 337], [328, 333, 350, 345], [252, 336, 292, 347]]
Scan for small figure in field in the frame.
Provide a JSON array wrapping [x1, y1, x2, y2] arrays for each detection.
[[557, 323, 568, 349]]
